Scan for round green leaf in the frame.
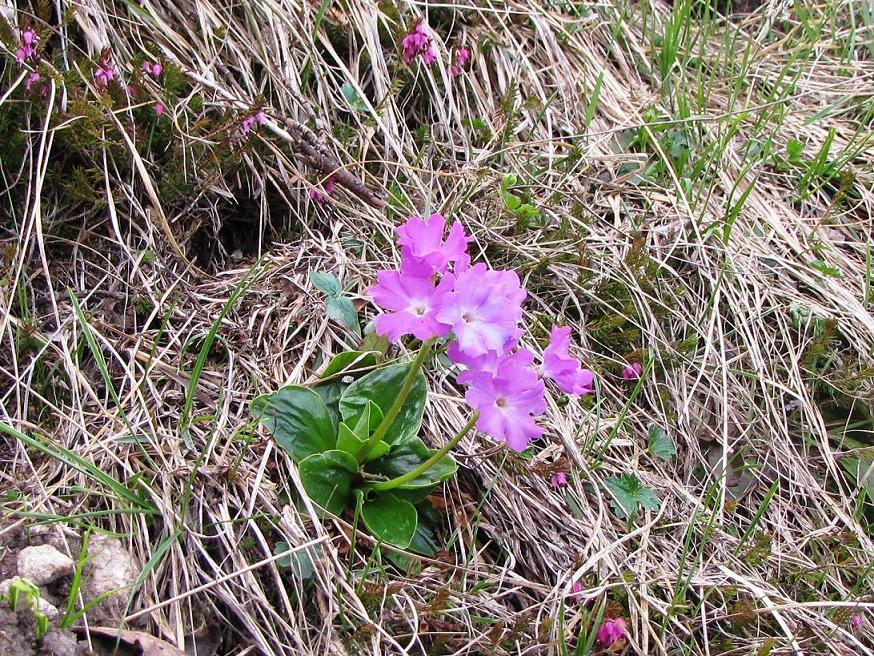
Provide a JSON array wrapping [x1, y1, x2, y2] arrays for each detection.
[[298, 450, 358, 517], [365, 437, 457, 490], [339, 363, 426, 445], [360, 493, 417, 549], [252, 386, 336, 463]]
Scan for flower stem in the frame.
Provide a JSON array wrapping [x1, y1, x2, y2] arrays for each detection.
[[357, 337, 437, 463], [372, 412, 478, 492]]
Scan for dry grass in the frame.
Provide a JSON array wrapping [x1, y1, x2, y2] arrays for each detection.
[[1, 0, 873, 654]]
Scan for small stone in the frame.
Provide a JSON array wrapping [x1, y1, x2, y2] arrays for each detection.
[[83, 535, 137, 621], [16, 545, 74, 586]]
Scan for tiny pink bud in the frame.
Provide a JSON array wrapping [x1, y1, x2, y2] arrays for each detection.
[[155, 102, 165, 116], [568, 580, 583, 603], [152, 62, 163, 76], [850, 615, 863, 628]]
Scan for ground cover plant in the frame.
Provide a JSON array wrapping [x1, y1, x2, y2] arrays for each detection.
[[0, 0, 872, 654]]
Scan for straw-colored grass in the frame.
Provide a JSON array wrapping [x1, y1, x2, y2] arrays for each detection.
[[1, 0, 872, 654]]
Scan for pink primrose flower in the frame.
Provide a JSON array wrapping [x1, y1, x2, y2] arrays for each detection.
[[463, 350, 545, 451], [397, 213, 472, 277], [434, 263, 525, 358], [369, 271, 454, 343], [542, 326, 594, 395]]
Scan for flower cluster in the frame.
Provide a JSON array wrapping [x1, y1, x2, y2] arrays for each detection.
[[94, 51, 116, 87], [369, 214, 594, 451], [621, 361, 642, 381], [450, 47, 470, 77], [402, 23, 436, 66], [15, 28, 38, 66]]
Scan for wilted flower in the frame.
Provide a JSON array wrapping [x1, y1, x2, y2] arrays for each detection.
[[542, 326, 594, 395], [464, 350, 546, 451], [434, 263, 525, 358], [397, 213, 471, 277], [402, 23, 436, 66], [596, 617, 627, 646], [621, 362, 642, 381], [550, 472, 568, 488], [369, 271, 454, 343]]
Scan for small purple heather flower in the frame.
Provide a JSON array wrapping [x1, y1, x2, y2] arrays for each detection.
[[369, 271, 454, 342], [241, 111, 266, 134], [309, 177, 335, 205], [15, 28, 38, 66], [568, 579, 583, 603], [402, 23, 436, 66], [154, 102, 165, 116], [596, 617, 627, 646], [550, 472, 568, 488], [542, 326, 594, 395], [463, 350, 546, 451], [24, 71, 41, 92], [397, 213, 472, 277], [621, 362, 643, 381], [434, 263, 525, 358], [450, 47, 470, 77], [142, 60, 163, 77], [94, 51, 116, 87], [850, 615, 863, 628]]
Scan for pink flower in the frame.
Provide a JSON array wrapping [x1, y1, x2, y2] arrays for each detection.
[[369, 271, 454, 342], [621, 362, 643, 381], [309, 177, 336, 205], [15, 29, 38, 66], [142, 61, 163, 77], [154, 102, 165, 116], [542, 326, 594, 395], [550, 472, 568, 488], [596, 617, 627, 646], [451, 47, 469, 77], [24, 72, 41, 92], [241, 111, 266, 134], [434, 263, 525, 358], [850, 615, 863, 628], [397, 213, 472, 276], [402, 23, 436, 66], [463, 350, 545, 451], [94, 52, 116, 87]]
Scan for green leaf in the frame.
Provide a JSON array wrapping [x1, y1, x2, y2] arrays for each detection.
[[341, 83, 369, 112], [786, 139, 804, 162], [647, 426, 677, 460], [336, 422, 390, 461], [503, 192, 521, 211], [605, 474, 660, 518], [339, 363, 427, 445], [360, 492, 417, 549], [274, 542, 318, 580], [310, 271, 342, 297], [251, 386, 336, 463], [326, 297, 360, 334], [365, 437, 457, 490], [319, 351, 379, 379], [298, 450, 358, 516], [313, 380, 344, 431], [809, 260, 843, 278]]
